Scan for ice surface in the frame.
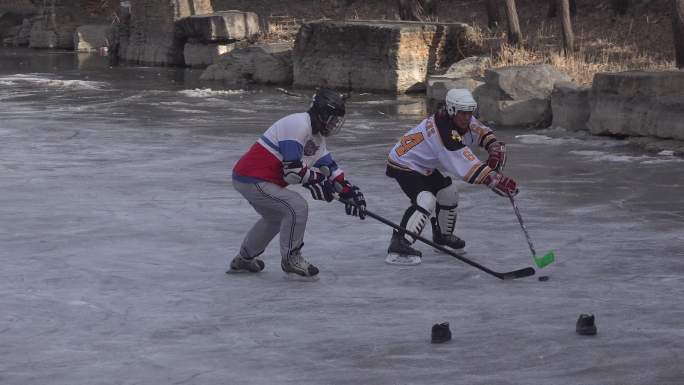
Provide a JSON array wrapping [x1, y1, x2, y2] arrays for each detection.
[[1, 48, 684, 385]]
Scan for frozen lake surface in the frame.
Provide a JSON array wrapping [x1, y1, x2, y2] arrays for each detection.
[[1, 48, 684, 385]]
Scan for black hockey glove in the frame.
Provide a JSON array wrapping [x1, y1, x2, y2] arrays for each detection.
[[303, 179, 335, 202], [333, 177, 366, 219]]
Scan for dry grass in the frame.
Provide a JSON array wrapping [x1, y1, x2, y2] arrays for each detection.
[[482, 9, 677, 84], [262, 16, 301, 43], [487, 39, 675, 85]]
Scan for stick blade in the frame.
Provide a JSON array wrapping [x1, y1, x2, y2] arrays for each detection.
[[533, 251, 555, 268], [500, 267, 536, 280]]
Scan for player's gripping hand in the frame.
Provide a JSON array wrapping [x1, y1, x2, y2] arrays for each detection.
[[486, 142, 507, 172], [303, 178, 335, 202], [485, 171, 519, 197], [332, 176, 366, 219]]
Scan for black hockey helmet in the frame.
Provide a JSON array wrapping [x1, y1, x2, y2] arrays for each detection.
[[308, 88, 346, 136]]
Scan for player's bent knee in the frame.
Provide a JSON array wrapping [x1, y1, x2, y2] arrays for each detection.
[[436, 184, 459, 207], [416, 190, 437, 213]]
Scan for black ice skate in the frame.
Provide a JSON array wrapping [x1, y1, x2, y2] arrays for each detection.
[[431, 218, 465, 254], [281, 245, 319, 278], [227, 255, 265, 273], [386, 231, 422, 266]]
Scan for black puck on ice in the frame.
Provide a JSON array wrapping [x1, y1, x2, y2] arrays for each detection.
[[538, 275, 549, 281], [576, 314, 597, 336], [431, 322, 451, 344]]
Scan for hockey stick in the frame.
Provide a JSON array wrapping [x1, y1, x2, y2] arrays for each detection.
[[339, 199, 535, 280], [508, 194, 555, 268]]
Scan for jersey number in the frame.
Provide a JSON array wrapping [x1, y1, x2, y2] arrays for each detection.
[[462, 148, 476, 161], [396, 133, 425, 156]]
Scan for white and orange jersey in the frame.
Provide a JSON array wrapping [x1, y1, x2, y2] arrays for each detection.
[[387, 115, 497, 184], [462, 117, 499, 151]]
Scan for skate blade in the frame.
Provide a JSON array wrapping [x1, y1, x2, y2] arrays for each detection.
[[282, 272, 320, 281], [385, 253, 422, 266]]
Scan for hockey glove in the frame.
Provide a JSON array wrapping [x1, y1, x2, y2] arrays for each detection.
[[486, 142, 507, 172], [332, 175, 366, 219], [303, 179, 335, 202], [283, 160, 324, 185], [484, 171, 519, 197]]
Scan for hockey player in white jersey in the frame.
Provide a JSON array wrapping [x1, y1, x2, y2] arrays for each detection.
[[385, 88, 516, 265]]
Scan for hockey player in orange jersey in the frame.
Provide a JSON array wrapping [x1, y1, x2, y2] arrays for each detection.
[[385, 89, 517, 265]]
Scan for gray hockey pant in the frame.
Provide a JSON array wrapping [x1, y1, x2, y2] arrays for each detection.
[[232, 179, 308, 259]]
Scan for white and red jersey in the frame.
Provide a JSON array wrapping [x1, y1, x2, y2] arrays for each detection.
[[233, 112, 344, 187], [387, 115, 498, 184]]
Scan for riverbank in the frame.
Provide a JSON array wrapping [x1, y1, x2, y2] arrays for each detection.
[[1, 1, 683, 154], [220, 0, 676, 84]]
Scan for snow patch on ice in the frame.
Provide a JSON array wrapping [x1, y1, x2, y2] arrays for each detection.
[[179, 88, 247, 97], [351, 122, 374, 131], [569, 150, 648, 162], [354, 99, 398, 105], [570, 150, 684, 164], [0, 74, 108, 90], [229, 108, 258, 113], [515, 133, 624, 147], [173, 108, 207, 114], [641, 157, 684, 164], [159, 101, 192, 106], [515, 134, 594, 145], [515, 134, 555, 144]]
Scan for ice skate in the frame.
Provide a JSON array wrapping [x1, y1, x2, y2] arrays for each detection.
[[281, 245, 319, 279], [386, 231, 422, 266], [227, 255, 265, 273], [431, 218, 465, 255]]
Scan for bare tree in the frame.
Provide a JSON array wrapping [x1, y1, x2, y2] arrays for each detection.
[[547, 0, 576, 18], [558, 0, 575, 54], [485, 0, 502, 29], [397, 0, 437, 21], [504, 0, 523, 46], [674, 0, 684, 68]]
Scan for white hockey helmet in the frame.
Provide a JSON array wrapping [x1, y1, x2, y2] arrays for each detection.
[[445, 88, 477, 117]]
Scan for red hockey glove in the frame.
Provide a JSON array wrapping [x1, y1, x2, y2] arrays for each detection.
[[332, 175, 366, 219], [484, 171, 519, 197], [486, 142, 507, 172]]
